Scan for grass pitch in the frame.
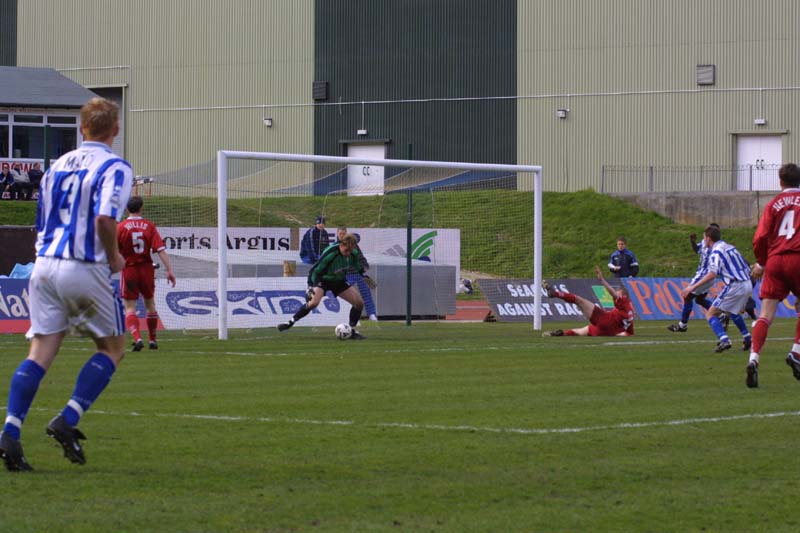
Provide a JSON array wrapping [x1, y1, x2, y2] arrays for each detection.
[[1, 320, 799, 532]]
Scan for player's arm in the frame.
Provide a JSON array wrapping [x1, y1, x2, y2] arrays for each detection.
[[681, 270, 716, 299], [594, 265, 616, 297], [156, 249, 176, 287], [97, 215, 124, 273]]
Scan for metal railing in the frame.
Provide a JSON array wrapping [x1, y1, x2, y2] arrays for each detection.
[[600, 164, 782, 193]]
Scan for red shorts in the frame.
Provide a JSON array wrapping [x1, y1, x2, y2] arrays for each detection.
[[759, 254, 800, 301], [121, 263, 155, 300], [587, 306, 628, 337]]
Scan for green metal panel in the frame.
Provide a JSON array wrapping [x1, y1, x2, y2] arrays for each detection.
[[518, 0, 800, 191], [314, 0, 516, 164], [16, 0, 315, 180]]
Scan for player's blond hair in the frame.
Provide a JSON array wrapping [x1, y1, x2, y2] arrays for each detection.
[[80, 97, 119, 141], [340, 233, 357, 248]]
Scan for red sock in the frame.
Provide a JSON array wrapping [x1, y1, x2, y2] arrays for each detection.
[[126, 313, 141, 342], [557, 292, 577, 304], [146, 312, 159, 341], [564, 329, 577, 336], [751, 317, 771, 354]]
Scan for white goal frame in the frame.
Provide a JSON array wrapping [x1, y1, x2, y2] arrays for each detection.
[[216, 151, 543, 339]]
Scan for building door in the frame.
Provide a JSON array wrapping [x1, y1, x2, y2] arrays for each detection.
[[736, 135, 782, 191], [346, 143, 386, 196]]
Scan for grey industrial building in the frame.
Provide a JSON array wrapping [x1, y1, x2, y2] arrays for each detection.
[[1, 0, 798, 192]]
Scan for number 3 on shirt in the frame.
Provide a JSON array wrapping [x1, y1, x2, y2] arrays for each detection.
[[778, 211, 796, 240], [131, 231, 145, 254]]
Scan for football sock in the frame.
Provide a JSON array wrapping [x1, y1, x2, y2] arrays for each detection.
[[556, 292, 576, 304], [564, 330, 578, 336], [146, 312, 159, 341], [349, 306, 362, 328], [61, 353, 116, 427], [292, 305, 311, 322], [3, 359, 46, 440], [751, 317, 771, 354], [680, 301, 694, 323], [794, 317, 800, 346], [125, 312, 141, 342], [708, 316, 727, 340], [730, 314, 749, 337]]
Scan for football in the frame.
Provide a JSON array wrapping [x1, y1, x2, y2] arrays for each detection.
[[335, 323, 352, 340]]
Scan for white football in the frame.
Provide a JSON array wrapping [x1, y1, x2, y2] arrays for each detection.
[[335, 323, 352, 340]]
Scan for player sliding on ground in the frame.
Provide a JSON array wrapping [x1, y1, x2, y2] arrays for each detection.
[[543, 265, 634, 337], [278, 233, 376, 339]]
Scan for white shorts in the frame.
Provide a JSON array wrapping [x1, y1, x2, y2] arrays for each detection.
[[711, 280, 752, 315], [27, 256, 125, 339]]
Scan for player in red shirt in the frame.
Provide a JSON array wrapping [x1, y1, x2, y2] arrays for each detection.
[[117, 196, 176, 351], [748, 163, 800, 388], [543, 265, 635, 337]]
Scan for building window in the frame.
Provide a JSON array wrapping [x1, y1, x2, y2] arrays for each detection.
[[2, 112, 79, 160]]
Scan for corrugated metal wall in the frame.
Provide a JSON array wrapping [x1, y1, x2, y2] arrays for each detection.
[[0, 0, 17, 66], [313, 0, 517, 164], [16, 0, 314, 184], [518, 0, 800, 190], [12, 1, 800, 192]]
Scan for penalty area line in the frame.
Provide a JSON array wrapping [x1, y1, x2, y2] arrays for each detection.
[[17, 406, 800, 437]]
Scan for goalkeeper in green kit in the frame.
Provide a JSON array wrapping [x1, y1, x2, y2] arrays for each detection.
[[278, 233, 375, 339]]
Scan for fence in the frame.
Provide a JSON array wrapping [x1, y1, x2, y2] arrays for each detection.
[[600, 164, 782, 194]]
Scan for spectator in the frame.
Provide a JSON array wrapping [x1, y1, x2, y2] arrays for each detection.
[[10, 163, 33, 200], [299, 215, 331, 265], [1, 166, 15, 200], [608, 236, 639, 278], [27, 163, 44, 193]]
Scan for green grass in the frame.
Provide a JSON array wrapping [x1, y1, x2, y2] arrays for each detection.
[[0, 190, 758, 278], [1, 320, 799, 531]]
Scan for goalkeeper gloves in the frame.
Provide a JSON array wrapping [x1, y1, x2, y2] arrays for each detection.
[[363, 275, 377, 290]]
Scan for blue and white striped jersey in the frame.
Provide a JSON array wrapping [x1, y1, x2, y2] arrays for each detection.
[[691, 240, 713, 281], [708, 240, 751, 284], [35, 141, 133, 263]]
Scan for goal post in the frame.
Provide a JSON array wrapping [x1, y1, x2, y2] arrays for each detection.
[[215, 150, 543, 340]]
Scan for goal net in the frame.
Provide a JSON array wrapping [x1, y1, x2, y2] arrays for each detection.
[[132, 152, 542, 338]]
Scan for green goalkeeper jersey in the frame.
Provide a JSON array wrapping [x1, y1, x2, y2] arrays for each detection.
[[307, 242, 365, 285]]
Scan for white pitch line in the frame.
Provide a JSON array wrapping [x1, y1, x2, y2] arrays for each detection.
[[12, 406, 800, 437]]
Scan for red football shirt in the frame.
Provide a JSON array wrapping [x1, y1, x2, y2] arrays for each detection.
[[117, 216, 166, 267], [753, 187, 800, 265]]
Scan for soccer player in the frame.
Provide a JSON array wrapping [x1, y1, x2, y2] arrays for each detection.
[[117, 195, 177, 351], [679, 225, 752, 357], [543, 265, 635, 337], [667, 225, 720, 333], [748, 163, 800, 389], [0, 97, 133, 471], [335, 226, 378, 322], [278, 233, 375, 339]]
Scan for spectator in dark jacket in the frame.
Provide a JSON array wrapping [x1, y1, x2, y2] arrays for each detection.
[[1, 167, 15, 199], [608, 236, 639, 278], [27, 163, 44, 192], [299, 216, 331, 264]]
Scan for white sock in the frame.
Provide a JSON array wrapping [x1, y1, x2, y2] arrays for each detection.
[[749, 353, 759, 365]]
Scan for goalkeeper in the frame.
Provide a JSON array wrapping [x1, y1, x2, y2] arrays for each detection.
[[277, 233, 375, 339]]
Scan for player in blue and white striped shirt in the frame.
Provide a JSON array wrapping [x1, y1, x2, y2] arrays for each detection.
[[0, 98, 133, 471], [667, 225, 720, 333], [680, 225, 753, 354]]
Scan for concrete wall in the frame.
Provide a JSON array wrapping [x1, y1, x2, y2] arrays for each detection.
[[615, 192, 770, 228]]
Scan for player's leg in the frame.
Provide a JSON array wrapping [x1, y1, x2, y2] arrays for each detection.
[[278, 286, 324, 331], [338, 285, 365, 330], [564, 325, 590, 336], [47, 262, 127, 465], [703, 304, 732, 352], [140, 265, 159, 349], [669, 292, 697, 332], [354, 275, 378, 320], [121, 266, 144, 351], [544, 283, 596, 320], [1, 332, 64, 471], [143, 297, 160, 349], [787, 298, 800, 380]]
